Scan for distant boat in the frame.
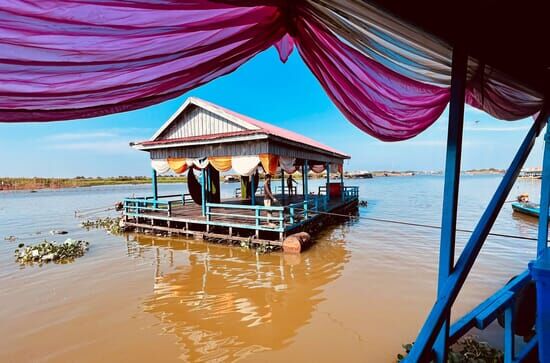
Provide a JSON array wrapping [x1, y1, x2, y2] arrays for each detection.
[[511, 202, 549, 218], [223, 175, 239, 183]]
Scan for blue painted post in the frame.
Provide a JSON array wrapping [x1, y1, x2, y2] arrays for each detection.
[[406, 114, 547, 362], [326, 162, 330, 201], [302, 164, 306, 196], [281, 169, 285, 201], [201, 169, 206, 216], [537, 122, 550, 256], [152, 169, 158, 208], [340, 165, 344, 201], [251, 172, 256, 206], [304, 160, 309, 198], [434, 46, 467, 362]]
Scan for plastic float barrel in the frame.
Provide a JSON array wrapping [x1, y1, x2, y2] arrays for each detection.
[[529, 248, 550, 362], [282, 232, 312, 254]]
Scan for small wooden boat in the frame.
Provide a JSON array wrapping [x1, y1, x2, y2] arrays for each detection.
[[511, 202, 549, 218]]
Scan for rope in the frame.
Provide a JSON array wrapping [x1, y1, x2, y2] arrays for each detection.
[[75, 206, 116, 218], [284, 205, 545, 243]]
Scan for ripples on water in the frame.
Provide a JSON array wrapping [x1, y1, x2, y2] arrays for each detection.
[[0, 176, 542, 362]]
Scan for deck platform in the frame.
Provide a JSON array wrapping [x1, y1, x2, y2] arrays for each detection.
[[123, 186, 359, 246]]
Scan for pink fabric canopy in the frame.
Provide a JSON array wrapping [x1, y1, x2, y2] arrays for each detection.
[[0, 1, 543, 141]]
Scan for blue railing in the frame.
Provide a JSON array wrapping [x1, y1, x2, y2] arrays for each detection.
[[124, 186, 359, 237], [205, 202, 285, 232]]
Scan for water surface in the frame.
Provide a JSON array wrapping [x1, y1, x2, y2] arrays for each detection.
[[0, 176, 542, 362]]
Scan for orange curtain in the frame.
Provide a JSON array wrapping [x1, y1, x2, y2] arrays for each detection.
[[167, 158, 188, 174], [259, 153, 279, 175], [208, 156, 232, 172]]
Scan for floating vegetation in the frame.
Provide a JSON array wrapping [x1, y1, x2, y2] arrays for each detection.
[[4, 235, 17, 242], [80, 217, 123, 235], [15, 239, 89, 265], [397, 336, 503, 362]]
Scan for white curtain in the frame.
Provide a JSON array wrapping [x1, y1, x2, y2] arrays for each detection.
[[232, 155, 260, 176], [151, 159, 170, 174], [279, 156, 297, 173], [189, 158, 209, 169]]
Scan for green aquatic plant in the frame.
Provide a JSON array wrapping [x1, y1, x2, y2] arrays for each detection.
[[80, 217, 123, 234], [397, 336, 503, 363], [14, 239, 89, 265]]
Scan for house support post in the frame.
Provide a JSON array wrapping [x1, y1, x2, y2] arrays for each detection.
[[433, 46, 467, 363], [251, 171, 256, 206], [304, 160, 309, 198], [406, 112, 547, 362], [152, 169, 158, 207], [537, 122, 550, 256], [340, 164, 344, 201], [281, 169, 285, 201], [201, 169, 206, 216], [326, 162, 331, 201]]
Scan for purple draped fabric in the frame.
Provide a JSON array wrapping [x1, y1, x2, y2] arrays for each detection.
[[0, 0, 542, 141], [0, 1, 286, 122], [293, 10, 450, 141]]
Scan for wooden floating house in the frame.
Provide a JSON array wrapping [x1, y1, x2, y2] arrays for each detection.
[[123, 97, 359, 248]]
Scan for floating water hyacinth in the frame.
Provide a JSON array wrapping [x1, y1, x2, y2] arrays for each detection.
[[80, 217, 123, 235], [14, 239, 89, 265]]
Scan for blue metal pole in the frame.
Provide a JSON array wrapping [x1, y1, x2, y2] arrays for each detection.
[[251, 172, 256, 206], [433, 46, 467, 362], [201, 169, 206, 216], [537, 122, 550, 256], [340, 164, 344, 201], [406, 114, 546, 362], [304, 160, 309, 198], [152, 168, 158, 204], [326, 162, 330, 200], [281, 168, 285, 200]]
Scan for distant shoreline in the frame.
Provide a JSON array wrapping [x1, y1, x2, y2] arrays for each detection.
[[1, 170, 512, 192], [0, 177, 186, 192]]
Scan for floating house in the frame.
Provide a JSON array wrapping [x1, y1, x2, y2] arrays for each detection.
[[123, 98, 359, 246]]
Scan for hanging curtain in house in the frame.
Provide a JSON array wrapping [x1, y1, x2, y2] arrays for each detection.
[[208, 156, 233, 172], [259, 153, 279, 175], [207, 165, 221, 204], [167, 158, 188, 174], [232, 155, 260, 176], [187, 168, 203, 205], [0, 0, 543, 140], [190, 158, 209, 170], [309, 164, 326, 173], [279, 156, 297, 174], [151, 159, 170, 174], [240, 176, 251, 199]]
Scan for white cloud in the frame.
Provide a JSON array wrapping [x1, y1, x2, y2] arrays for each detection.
[[42, 128, 149, 154]]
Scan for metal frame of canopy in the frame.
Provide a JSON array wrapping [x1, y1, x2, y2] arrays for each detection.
[[405, 48, 550, 362]]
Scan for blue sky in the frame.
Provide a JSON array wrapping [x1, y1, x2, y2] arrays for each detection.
[[0, 47, 543, 177]]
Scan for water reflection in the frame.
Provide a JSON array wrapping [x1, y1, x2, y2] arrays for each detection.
[[129, 233, 350, 362]]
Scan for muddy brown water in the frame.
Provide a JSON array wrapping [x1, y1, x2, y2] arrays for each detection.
[[0, 176, 543, 362]]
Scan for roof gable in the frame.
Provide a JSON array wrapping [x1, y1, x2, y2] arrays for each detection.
[[151, 98, 260, 141]]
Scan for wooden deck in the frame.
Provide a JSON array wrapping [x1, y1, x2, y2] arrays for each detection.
[[123, 187, 359, 244]]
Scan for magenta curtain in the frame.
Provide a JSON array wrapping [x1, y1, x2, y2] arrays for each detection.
[[0, 1, 542, 141]]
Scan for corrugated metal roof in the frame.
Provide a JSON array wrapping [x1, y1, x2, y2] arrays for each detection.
[[135, 97, 350, 159]]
